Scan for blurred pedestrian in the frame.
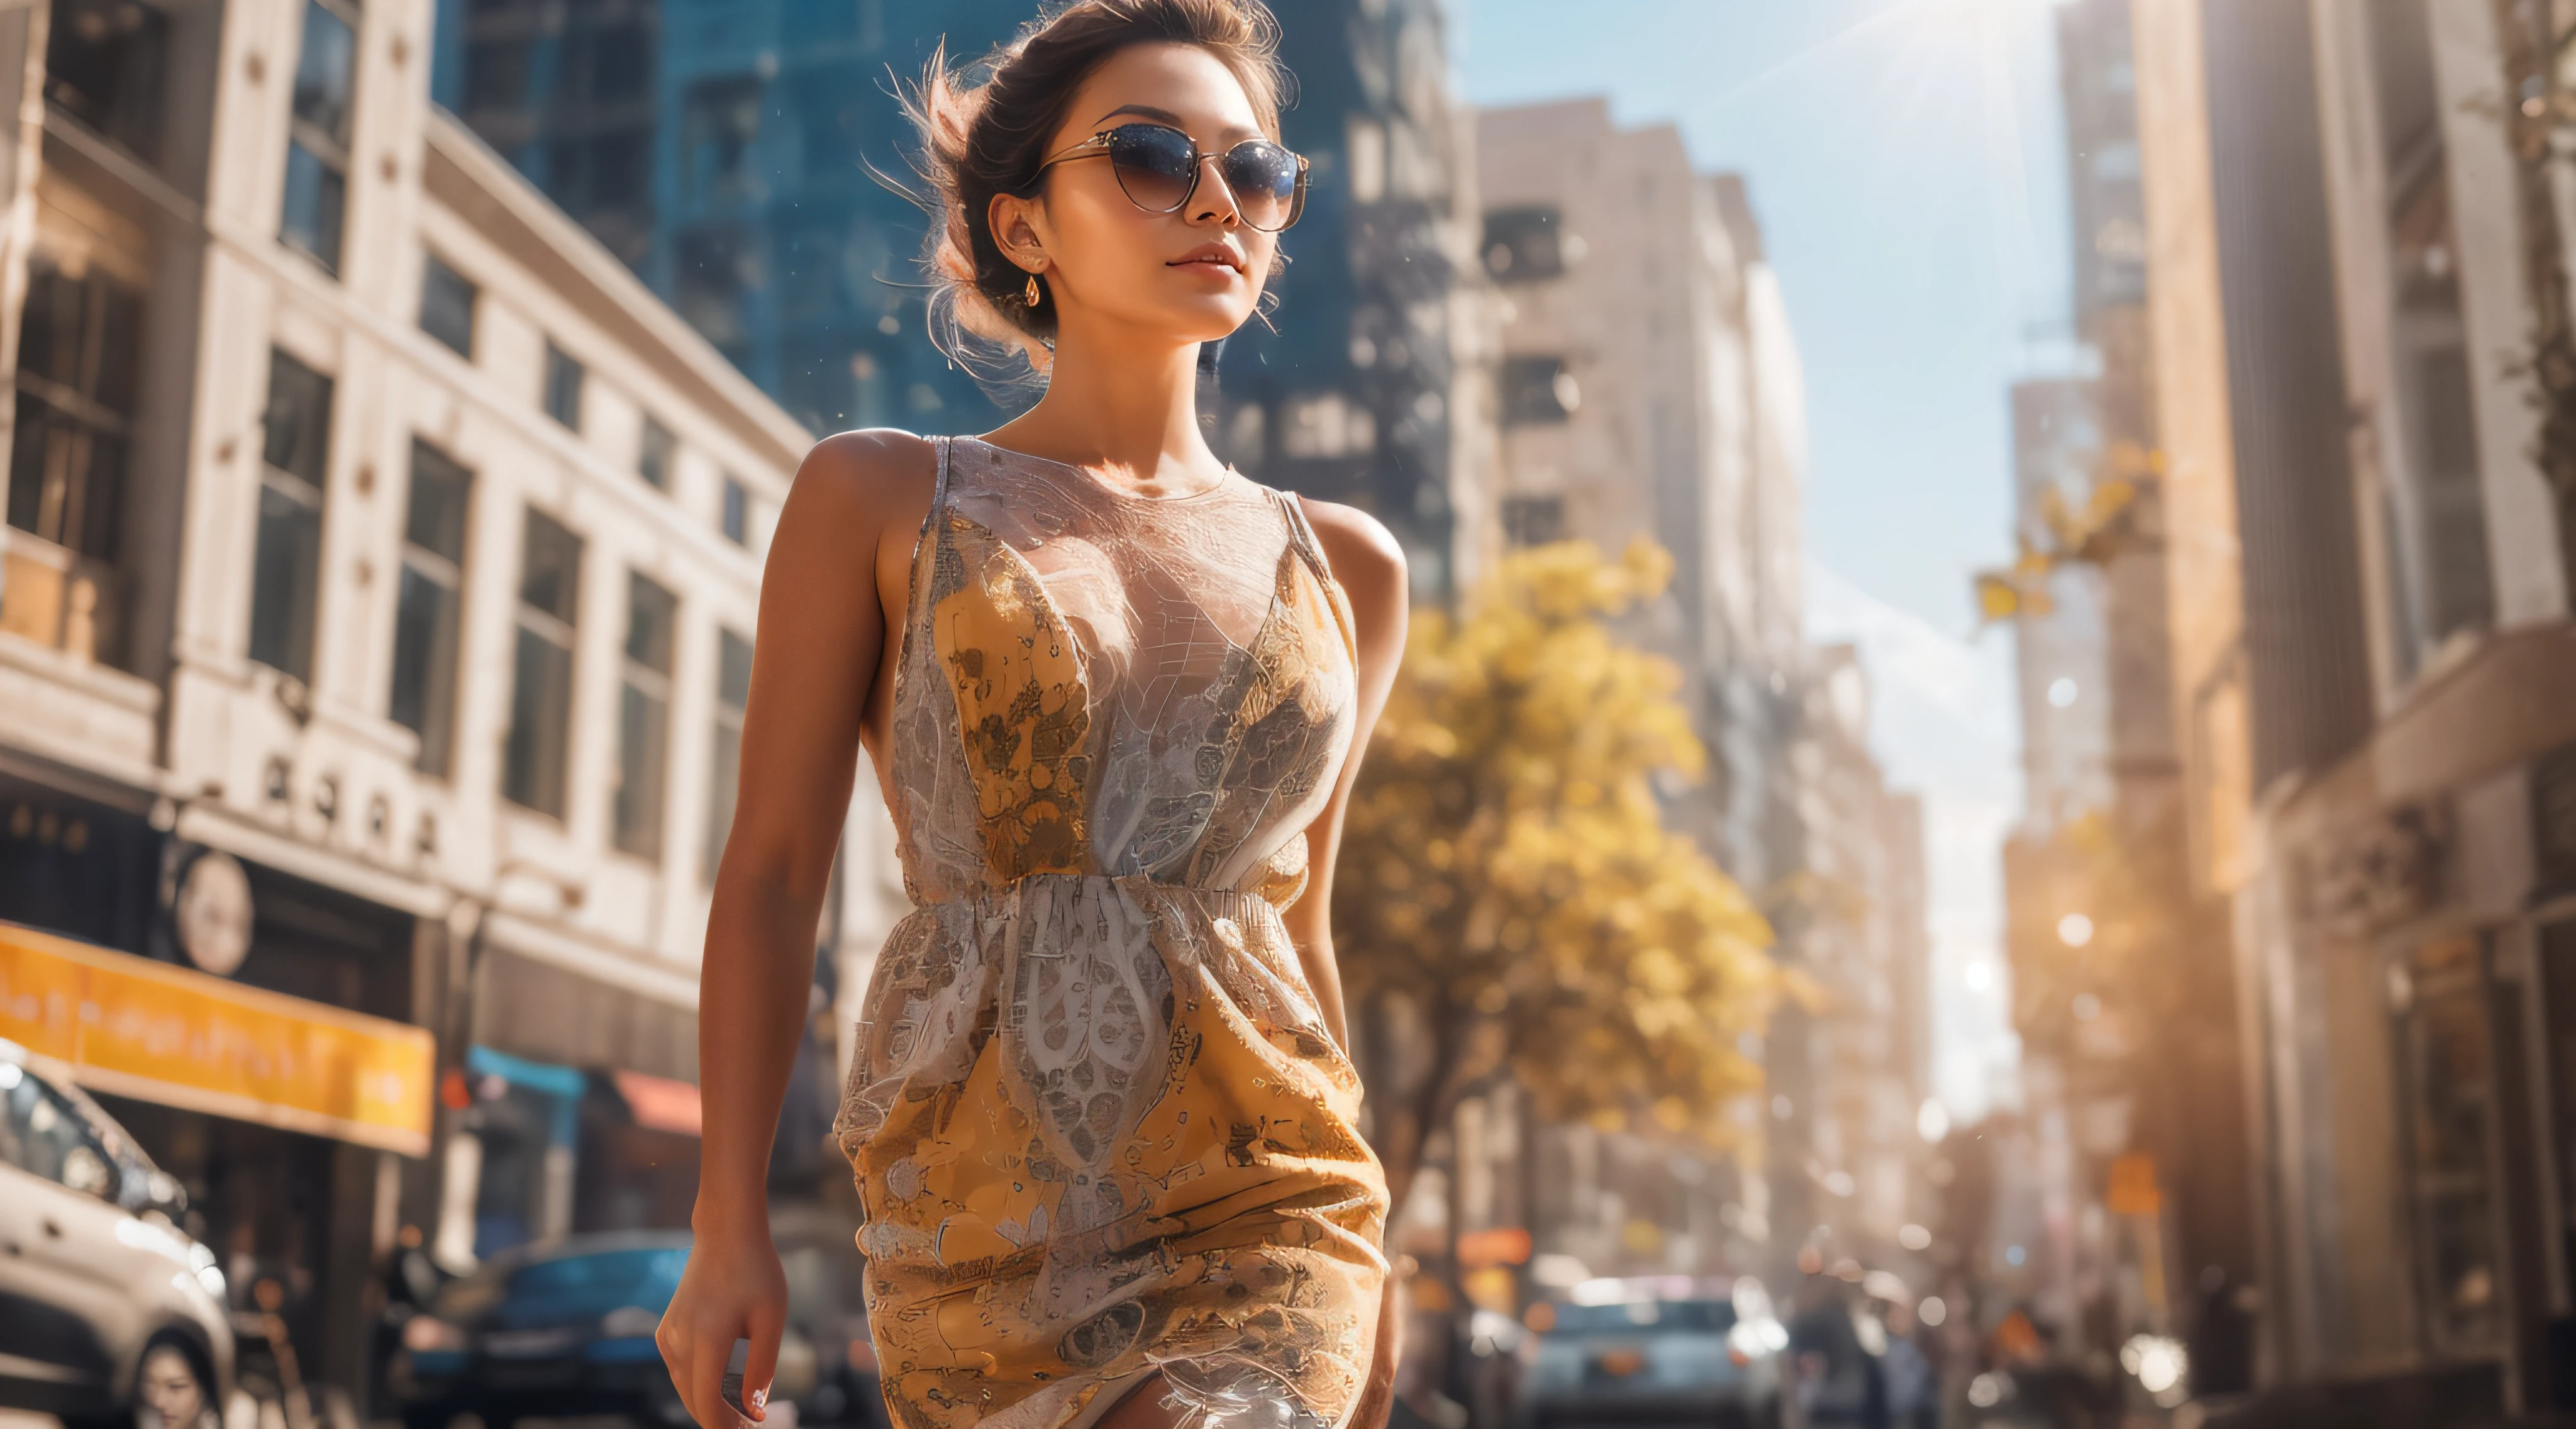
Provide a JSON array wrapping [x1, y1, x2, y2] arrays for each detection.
[[1789, 1275, 1890, 1428], [1879, 1296, 1937, 1429], [652, 3, 1411, 1428]]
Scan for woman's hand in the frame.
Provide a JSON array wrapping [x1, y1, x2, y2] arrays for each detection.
[[656, 1218, 789, 1428]]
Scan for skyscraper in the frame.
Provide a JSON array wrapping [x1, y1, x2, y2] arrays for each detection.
[[434, 0, 1482, 591]]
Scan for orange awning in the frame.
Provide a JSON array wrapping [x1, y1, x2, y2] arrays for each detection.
[[0, 920, 436, 1155], [611, 1067, 702, 1136]]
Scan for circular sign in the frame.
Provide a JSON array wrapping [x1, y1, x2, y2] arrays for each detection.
[[175, 849, 253, 977]]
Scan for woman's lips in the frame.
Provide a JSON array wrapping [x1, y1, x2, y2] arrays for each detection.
[[1169, 244, 1245, 273]]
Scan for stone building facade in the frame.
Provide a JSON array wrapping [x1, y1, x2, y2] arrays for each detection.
[[0, 0, 892, 1402]]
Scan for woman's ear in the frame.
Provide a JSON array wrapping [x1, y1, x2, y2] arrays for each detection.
[[987, 191, 1048, 274]]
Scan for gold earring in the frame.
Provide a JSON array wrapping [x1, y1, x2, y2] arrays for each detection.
[[1024, 273, 1042, 308]]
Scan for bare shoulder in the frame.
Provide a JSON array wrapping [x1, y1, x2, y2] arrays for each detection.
[[783, 428, 939, 531], [765, 429, 939, 587], [1294, 495, 1408, 607]]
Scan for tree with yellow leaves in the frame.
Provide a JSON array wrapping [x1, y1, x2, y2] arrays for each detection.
[[1335, 538, 1779, 1215]]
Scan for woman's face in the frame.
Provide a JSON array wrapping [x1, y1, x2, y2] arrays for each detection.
[[999, 42, 1283, 345]]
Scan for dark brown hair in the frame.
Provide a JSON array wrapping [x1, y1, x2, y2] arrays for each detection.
[[904, 0, 1292, 371]]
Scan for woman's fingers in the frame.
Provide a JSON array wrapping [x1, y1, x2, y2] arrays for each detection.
[[740, 1301, 786, 1421], [689, 1325, 749, 1429]]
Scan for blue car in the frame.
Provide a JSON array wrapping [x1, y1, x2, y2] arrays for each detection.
[[391, 1230, 880, 1429], [390, 1234, 700, 1429], [1522, 1294, 1787, 1429]]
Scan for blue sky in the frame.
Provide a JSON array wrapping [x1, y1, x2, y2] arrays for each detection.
[[1453, 0, 2077, 1116]]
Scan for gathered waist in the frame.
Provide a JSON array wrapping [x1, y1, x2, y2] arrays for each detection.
[[909, 872, 1286, 926]]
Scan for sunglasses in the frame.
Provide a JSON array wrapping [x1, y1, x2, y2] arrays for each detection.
[[1036, 123, 1309, 233]]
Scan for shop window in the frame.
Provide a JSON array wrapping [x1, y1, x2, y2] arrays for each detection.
[[2393, 933, 2502, 1353], [4, 256, 141, 662], [703, 627, 751, 883], [721, 475, 747, 546], [248, 349, 333, 684], [1484, 206, 1567, 282], [543, 341, 584, 430], [1502, 494, 1565, 548], [503, 509, 581, 819], [44, 0, 170, 165], [613, 572, 676, 860], [389, 441, 470, 777], [1502, 355, 1580, 425], [280, 0, 359, 275], [419, 252, 476, 358], [637, 415, 674, 490]]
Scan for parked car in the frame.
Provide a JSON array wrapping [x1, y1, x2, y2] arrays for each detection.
[[389, 1230, 884, 1429], [1521, 1282, 1788, 1429], [0, 1038, 233, 1427]]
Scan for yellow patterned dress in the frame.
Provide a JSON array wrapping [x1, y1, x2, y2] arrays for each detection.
[[835, 436, 1390, 1429]]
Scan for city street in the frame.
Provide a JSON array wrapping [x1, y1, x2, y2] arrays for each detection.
[[8, 0, 2576, 1426]]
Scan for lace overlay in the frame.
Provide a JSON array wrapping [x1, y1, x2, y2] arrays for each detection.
[[837, 438, 1389, 1429]]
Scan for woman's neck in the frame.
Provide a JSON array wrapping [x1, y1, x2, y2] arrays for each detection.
[[982, 320, 1225, 496]]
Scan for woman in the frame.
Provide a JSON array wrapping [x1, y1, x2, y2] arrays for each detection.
[[653, 4, 1407, 1427]]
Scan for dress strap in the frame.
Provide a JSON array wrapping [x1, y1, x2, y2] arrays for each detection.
[[1270, 486, 1338, 589], [913, 435, 955, 564], [895, 436, 954, 653]]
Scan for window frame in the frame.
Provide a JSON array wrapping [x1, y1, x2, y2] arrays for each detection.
[[501, 508, 582, 819], [247, 348, 335, 684], [702, 626, 752, 883], [638, 415, 675, 491], [612, 571, 677, 860], [389, 438, 472, 777], [419, 250, 478, 359], [279, 0, 362, 275], [543, 340, 585, 431]]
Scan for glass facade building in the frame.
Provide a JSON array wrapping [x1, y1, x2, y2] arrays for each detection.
[[432, 0, 1471, 591]]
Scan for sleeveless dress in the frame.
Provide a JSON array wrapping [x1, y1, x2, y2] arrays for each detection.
[[834, 436, 1391, 1429]]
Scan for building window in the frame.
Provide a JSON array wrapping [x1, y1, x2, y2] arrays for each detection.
[[543, 342, 583, 430], [638, 416, 674, 490], [1502, 355, 1580, 425], [703, 627, 751, 882], [503, 509, 581, 818], [280, 0, 358, 274], [672, 223, 759, 364], [419, 252, 476, 358], [721, 475, 747, 545], [390, 440, 470, 776], [613, 573, 676, 859], [679, 75, 764, 208], [45, 0, 172, 165], [1502, 495, 1566, 548], [1484, 206, 1567, 282], [8, 257, 141, 564], [2394, 933, 2502, 1353], [248, 349, 333, 683]]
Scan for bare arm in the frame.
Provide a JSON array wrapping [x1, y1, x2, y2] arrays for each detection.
[[658, 431, 933, 1429], [1275, 496, 1407, 1052], [1279, 498, 1407, 1429]]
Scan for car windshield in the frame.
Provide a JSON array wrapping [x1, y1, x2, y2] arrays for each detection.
[[1550, 1299, 1738, 1335], [508, 1247, 689, 1303], [436, 1245, 689, 1324]]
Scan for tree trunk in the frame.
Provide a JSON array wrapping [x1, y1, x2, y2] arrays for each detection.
[[2492, 0, 2576, 598]]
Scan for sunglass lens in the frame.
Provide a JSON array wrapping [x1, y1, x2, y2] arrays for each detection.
[[1223, 143, 1302, 230], [1107, 125, 1198, 212]]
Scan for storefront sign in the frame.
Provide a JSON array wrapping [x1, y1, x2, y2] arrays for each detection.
[[0, 920, 434, 1155]]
